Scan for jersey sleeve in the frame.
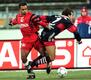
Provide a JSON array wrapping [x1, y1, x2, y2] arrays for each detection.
[[30, 14, 48, 27]]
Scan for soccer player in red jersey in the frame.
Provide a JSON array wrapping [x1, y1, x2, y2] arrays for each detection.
[[9, 2, 51, 79]]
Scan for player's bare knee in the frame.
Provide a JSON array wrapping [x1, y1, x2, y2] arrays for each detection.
[[50, 57, 55, 61]]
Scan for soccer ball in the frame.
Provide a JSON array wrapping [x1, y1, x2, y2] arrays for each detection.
[[57, 67, 67, 78]]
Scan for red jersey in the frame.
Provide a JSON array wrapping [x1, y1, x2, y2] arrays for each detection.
[[11, 11, 39, 37]]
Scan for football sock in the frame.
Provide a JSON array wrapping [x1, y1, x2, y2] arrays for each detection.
[[31, 54, 51, 68], [24, 60, 29, 67]]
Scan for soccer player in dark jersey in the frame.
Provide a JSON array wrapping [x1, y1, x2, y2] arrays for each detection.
[[39, 8, 82, 70]]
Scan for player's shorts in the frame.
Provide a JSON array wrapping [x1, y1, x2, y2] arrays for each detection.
[[43, 41, 55, 46], [21, 33, 43, 51], [41, 28, 60, 42]]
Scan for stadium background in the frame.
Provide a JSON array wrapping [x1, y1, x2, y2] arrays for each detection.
[[0, 0, 91, 70]]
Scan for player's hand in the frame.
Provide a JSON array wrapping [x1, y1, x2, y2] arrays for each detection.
[[48, 23, 55, 30], [8, 18, 13, 26], [9, 23, 13, 26], [77, 40, 82, 44]]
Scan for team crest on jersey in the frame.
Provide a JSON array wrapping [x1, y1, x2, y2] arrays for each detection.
[[20, 17, 24, 22]]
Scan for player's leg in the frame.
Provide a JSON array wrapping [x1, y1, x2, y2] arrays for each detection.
[[22, 33, 39, 71], [21, 41, 36, 79], [21, 42, 32, 71], [21, 36, 36, 73], [30, 40, 51, 68], [27, 39, 52, 74], [21, 48, 30, 67], [44, 41, 56, 71], [40, 28, 58, 62], [44, 41, 56, 61], [37, 28, 58, 73]]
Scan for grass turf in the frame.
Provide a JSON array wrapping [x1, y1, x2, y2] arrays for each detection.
[[0, 69, 91, 80]]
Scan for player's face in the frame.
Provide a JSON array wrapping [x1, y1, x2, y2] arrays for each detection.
[[69, 12, 75, 23], [19, 5, 28, 15]]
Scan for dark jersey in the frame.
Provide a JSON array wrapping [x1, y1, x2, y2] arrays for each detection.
[[46, 15, 73, 29], [41, 15, 81, 42]]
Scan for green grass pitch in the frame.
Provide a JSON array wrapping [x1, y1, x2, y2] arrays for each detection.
[[0, 69, 91, 80]]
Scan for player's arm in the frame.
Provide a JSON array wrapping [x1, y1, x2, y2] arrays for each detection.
[[74, 31, 82, 44], [67, 25, 82, 44], [62, 18, 82, 44], [30, 14, 48, 27], [9, 16, 18, 26], [30, 14, 56, 30]]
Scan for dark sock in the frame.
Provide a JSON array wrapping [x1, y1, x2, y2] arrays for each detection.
[[31, 54, 51, 68], [31, 55, 43, 67]]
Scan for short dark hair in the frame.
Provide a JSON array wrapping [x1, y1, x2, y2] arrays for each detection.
[[62, 8, 73, 16], [19, 2, 27, 8]]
